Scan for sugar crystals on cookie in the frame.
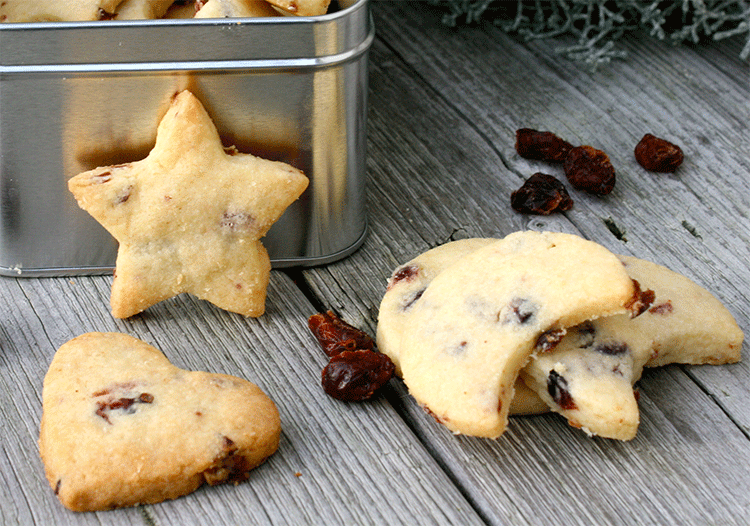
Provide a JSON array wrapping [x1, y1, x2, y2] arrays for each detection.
[[68, 90, 308, 318]]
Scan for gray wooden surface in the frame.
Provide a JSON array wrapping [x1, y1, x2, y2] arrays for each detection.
[[2, 2, 749, 525]]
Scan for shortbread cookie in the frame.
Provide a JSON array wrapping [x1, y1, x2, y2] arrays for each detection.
[[266, 0, 330, 16], [628, 255, 744, 367], [68, 90, 308, 318], [520, 255, 743, 439], [398, 231, 639, 438], [522, 317, 648, 440], [195, 0, 278, 18], [40, 332, 280, 512], [0, 0, 124, 22], [377, 238, 549, 415], [114, 0, 175, 19]]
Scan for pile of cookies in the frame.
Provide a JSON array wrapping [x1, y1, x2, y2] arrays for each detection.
[[0, 0, 332, 22], [377, 231, 743, 440]]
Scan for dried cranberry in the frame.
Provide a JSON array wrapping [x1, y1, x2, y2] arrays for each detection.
[[575, 321, 596, 348], [625, 279, 655, 317], [94, 393, 154, 424], [97, 8, 116, 20], [594, 342, 629, 356], [634, 134, 684, 172], [503, 298, 537, 325], [321, 350, 395, 401], [203, 436, 252, 486], [563, 145, 616, 195], [547, 370, 577, 410], [515, 129, 574, 162], [401, 288, 426, 311], [511, 173, 573, 215], [308, 311, 375, 357], [649, 300, 673, 315], [536, 328, 566, 352], [388, 264, 419, 290]]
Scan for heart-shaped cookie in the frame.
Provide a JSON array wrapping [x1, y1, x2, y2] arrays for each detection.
[[39, 332, 281, 512]]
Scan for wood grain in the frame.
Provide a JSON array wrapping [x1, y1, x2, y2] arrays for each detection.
[[1, 2, 747, 524]]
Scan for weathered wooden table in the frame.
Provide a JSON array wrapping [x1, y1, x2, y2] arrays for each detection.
[[2, 2, 749, 525]]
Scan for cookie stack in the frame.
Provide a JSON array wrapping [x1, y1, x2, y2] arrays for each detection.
[[377, 231, 743, 440]]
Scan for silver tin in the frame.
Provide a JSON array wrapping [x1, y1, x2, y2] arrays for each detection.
[[0, 0, 372, 276]]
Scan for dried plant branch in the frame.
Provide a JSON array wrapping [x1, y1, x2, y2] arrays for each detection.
[[430, 0, 750, 68]]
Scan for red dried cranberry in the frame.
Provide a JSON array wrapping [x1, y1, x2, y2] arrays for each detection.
[[563, 145, 616, 195], [504, 298, 537, 325], [308, 311, 375, 357], [594, 342, 629, 356], [321, 350, 395, 401], [547, 370, 577, 410], [515, 129, 574, 162], [625, 279, 655, 317], [388, 264, 419, 290], [649, 300, 674, 315], [634, 134, 684, 172], [94, 393, 154, 424], [536, 328, 566, 352], [511, 173, 573, 215], [203, 436, 252, 486]]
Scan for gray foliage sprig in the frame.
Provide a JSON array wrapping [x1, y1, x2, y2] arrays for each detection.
[[431, 0, 750, 68]]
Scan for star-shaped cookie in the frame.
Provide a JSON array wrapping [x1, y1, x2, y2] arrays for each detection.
[[69, 90, 309, 318]]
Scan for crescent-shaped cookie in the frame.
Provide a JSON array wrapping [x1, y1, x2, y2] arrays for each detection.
[[377, 238, 548, 415], [521, 255, 743, 439], [398, 231, 638, 438]]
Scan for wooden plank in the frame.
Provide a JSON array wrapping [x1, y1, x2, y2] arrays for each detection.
[[0, 277, 144, 526], [301, 2, 750, 524], [1, 270, 486, 525], [1, 2, 748, 524], [386, 367, 750, 525]]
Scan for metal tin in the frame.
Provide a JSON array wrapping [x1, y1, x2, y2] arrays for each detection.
[[0, 0, 371, 276]]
